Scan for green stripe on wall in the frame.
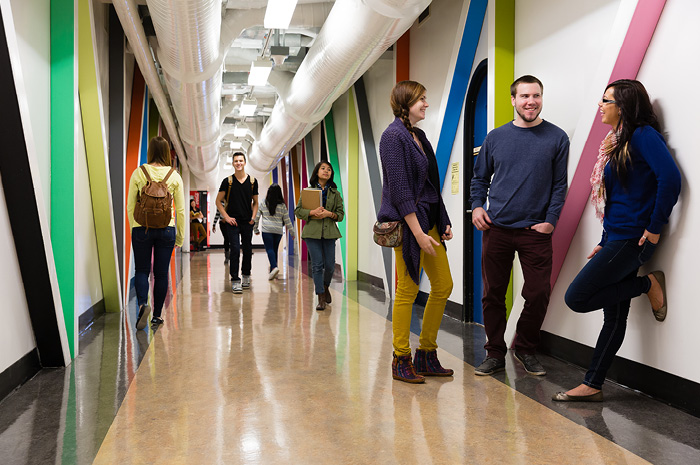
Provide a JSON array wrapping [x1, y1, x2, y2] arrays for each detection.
[[346, 91, 359, 281], [323, 112, 346, 274], [494, 0, 515, 317], [51, 0, 76, 357], [149, 98, 159, 140], [79, 0, 122, 312]]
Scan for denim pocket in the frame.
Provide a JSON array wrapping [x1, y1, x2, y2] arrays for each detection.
[[638, 240, 657, 265], [132, 227, 148, 243]]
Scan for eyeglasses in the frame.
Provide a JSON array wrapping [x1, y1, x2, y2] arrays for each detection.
[[601, 98, 617, 105]]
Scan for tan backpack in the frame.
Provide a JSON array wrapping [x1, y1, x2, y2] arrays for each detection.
[[134, 165, 176, 229]]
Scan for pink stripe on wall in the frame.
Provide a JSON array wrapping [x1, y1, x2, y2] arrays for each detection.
[[551, 0, 667, 288]]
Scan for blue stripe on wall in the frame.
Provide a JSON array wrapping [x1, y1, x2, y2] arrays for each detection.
[[434, 0, 488, 186], [139, 87, 149, 165]]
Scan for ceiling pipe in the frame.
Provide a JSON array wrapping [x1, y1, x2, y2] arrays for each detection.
[[111, 0, 189, 171], [247, 0, 431, 173], [146, 1, 333, 189]]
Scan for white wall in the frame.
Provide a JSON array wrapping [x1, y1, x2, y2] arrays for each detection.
[[9, 0, 51, 222], [354, 56, 394, 282], [0, 178, 36, 373]]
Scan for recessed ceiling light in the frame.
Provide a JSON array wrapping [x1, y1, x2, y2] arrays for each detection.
[[264, 0, 299, 29]]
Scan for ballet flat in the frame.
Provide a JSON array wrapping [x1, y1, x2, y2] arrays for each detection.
[[552, 391, 603, 402]]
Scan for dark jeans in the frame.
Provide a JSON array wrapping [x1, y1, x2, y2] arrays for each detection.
[[132, 226, 176, 318], [565, 239, 655, 389], [305, 238, 336, 294], [262, 232, 282, 271], [482, 226, 553, 359], [220, 222, 230, 255], [226, 220, 253, 281]]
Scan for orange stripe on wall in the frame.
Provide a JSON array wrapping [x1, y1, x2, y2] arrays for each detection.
[[396, 31, 410, 82], [124, 68, 146, 307]]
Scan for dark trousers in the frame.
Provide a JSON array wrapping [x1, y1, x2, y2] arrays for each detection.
[[481, 226, 553, 359], [565, 239, 655, 389], [226, 221, 253, 281], [305, 238, 336, 295], [262, 232, 282, 271], [220, 222, 230, 255], [132, 226, 176, 318]]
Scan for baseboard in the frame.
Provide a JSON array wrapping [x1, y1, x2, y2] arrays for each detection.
[[0, 348, 40, 403], [357, 270, 384, 290], [540, 331, 700, 418], [78, 299, 106, 334], [416, 291, 464, 321]]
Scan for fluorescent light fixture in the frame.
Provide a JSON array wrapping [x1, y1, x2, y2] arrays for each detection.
[[239, 98, 257, 116], [248, 58, 273, 86], [230, 141, 244, 150], [233, 122, 249, 138], [264, 0, 299, 29], [224, 163, 233, 170]]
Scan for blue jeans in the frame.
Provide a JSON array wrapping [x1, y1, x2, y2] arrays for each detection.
[[262, 232, 282, 271], [132, 226, 176, 318], [565, 239, 656, 389], [305, 238, 336, 294], [226, 221, 253, 281]]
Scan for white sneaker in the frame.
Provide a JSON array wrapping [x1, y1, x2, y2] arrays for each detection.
[[232, 280, 243, 294], [269, 268, 279, 280], [242, 275, 251, 289]]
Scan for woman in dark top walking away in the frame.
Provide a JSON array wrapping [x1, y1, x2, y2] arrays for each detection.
[[294, 162, 345, 310], [377, 80, 454, 383], [554, 79, 681, 402]]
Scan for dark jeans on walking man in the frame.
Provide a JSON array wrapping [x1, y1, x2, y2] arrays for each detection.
[[482, 225, 553, 359], [132, 226, 176, 318], [227, 221, 253, 281]]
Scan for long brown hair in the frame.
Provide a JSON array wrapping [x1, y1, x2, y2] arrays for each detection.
[[606, 79, 660, 183], [147, 136, 172, 166], [390, 80, 426, 134]]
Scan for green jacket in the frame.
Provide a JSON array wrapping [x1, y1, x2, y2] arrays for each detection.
[[294, 186, 345, 240]]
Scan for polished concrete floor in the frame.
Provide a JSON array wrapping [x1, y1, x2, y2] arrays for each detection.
[[1, 249, 700, 464]]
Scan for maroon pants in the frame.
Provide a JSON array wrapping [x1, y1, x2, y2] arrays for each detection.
[[481, 225, 552, 359]]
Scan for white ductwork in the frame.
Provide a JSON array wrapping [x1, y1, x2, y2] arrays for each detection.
[[247, 0, 431, 173], [146, 1, 333, 189], [111, 0, 188, 171]]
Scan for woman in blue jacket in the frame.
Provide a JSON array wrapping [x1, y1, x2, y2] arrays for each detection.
[[377, 81, 454, 383], [554, 79, 681, 402]]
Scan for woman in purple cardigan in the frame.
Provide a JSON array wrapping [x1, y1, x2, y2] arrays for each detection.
[[377, 81, 454, 383]]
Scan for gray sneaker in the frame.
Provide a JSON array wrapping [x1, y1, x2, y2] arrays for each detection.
[[514, 352, 546, 376], [474, 357, 506, 376], [232, 279, 243, 294], [242, 275, 251, 289]]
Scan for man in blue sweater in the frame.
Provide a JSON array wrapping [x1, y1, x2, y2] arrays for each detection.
[[470, 75, 569, 376]]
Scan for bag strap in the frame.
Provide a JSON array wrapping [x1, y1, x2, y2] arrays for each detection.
[[162, 166, 176, 184], [140, 164, 152, 182], [249, 175, 256, 193], [226, 175, 233, 206]]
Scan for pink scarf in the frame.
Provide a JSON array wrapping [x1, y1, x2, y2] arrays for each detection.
[[590, 129, 620, 222]]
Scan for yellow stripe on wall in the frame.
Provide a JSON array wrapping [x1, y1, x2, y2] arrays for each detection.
[[78, 0, 122, 312]]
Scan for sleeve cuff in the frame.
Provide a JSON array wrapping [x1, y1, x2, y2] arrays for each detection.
[[396, 199, 417, 218], [545, 214, 559, 227]]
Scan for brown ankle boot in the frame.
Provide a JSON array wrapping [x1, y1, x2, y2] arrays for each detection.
[[316, 294, 326, 310], [324, 285, 332, 304], [392, 353, 425, 383]]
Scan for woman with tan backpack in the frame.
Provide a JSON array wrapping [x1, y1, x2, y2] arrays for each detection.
[[127, 136, 186, 329]]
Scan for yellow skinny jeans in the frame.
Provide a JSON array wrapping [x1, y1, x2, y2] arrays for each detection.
[[393, 226, 453, 356]]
